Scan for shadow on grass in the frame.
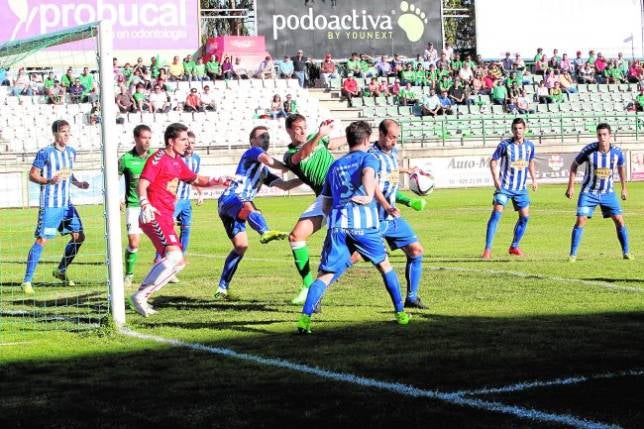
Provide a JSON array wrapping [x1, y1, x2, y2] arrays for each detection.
[[2, 311, 643, 428]]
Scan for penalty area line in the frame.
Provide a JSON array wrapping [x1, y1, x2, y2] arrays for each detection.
[[119, 327, 618, 429]]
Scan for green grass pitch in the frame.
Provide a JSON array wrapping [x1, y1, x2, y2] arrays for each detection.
[[1, 184, 643, 427]]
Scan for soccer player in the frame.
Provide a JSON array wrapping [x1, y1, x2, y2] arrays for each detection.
[[215, 126, 302, 299], [21, 119, 90, 294], [284, 114, 426, 305], [174, 131, 202, 256], [566, 123, 632, 261], [118, 124, 153, 287], [130, 123, 228, 317], [296, 121, 410, 334], [369, 119, 427, 308], [482, 117, 537, 259]]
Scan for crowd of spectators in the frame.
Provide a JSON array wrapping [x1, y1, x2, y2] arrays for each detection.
[[1, 65, 98, 104]]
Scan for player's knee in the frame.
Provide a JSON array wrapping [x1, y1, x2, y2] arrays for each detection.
[[73, 232, 85, 243], [407, 243, 424, 258], [234, 243, 248, 255], [377, 258, 393, 273], [519, 216, 529, 224], [288, 232, 300, 243], [166, 250, 184, 270]]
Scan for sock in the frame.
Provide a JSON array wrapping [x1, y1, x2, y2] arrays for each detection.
[[617, 225, 629, 254], [395, 191, 412, 207], [405, 255, 423, 301], [137, 255, 183, 299], [247, 211, 269, 235], [125, 247, 138, 275], [58, 240, 82, 272], [570, 226, 584, 256], [484, 210, 503, 250], [511, 216, 529, 248], [219, 250, 244, 289], [382, 269, 404, 313], [302, 279, 327, 316], [180, 226, 191, 254], [290, 241, 313, 288], [24, 242, 44, 283]]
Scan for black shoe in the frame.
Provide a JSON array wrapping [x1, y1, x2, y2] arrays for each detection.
[[404, 297, 428, 309], [313, 300, 322, 314]]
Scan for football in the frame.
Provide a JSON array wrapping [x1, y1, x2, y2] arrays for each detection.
[[409, 172, 435, 196]]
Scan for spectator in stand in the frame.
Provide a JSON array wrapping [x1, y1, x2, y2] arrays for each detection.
[[398, 82, 417, 106], [183, 54, 196, 81], [116, 85, 136, 113], [533, 47, 544, 64], [559, 71, 578, 93], [400, 63, 415, 85], [573, 51, 585, 75], [424, 42, 438, 65], [420, 88, 442, 116], [444, 42, 454, 61], [346, 52, 362, 77], [69, 78, 84, 103], [438, 90, 455, 115], [200, 85, 216, 111], [390, 78, 401, 102], [578, 63, 596, 84], [390, 54, 404, 76], [341, 75, 361, 107], [129, 68, 144, 90], [438, 74, 453, 93], [449, 78, 469, 106], [616, 52, 629, 77], [132, 57, 145, 74], [450, 52, 463, 71], [516, 89, 535, 114], [284, 93, 297, 114], [549, 81, 565, 104], [513, 53, 526, 71], [206, 56, 221, 81], [47, 81, 65, 105], [132, 84, 147, 112], [508, 81, 521, 102], [483, 70, 496, 94], [627, 60, 644, 83], [293, 50, 308, 87], [43, 72, 56, 91], [11, 67, 33, 96], [169, 56, 184, 81], [78, 67, 94, 95], [184, 87, 203, 112], [220, 56, 232, 79], [471, 71, 484, 95], [270, 94, 287, 119], [375, 55, 392, 77], [254, 55, 275, 79], [594, 53, 607, 83], [534, 54, 548, 75], [363, 77, 381, 104], [149, 56, 161, 79], [149, 84, 169, 113], [122, 62, 133, 83], [544, 70, 557, 89], [232, 57, 249, 79], [536, 80, 550, 104], [377, 79, 390, 96], [605, 61, 625, 84], [414, 63, 427, 88], [319, 52, 339, 88], [194, 58, 207, 81], [280, 55, 295, 79], [586, 50, 597, 66], [61, 67, 75, 88], [560, 53, 572, 74], [634, 87, 644, 111], [491, 79, 508, 106], [359, 53, 377, 78], [549, 49, 561, 70], [501, 52, 513, 75]]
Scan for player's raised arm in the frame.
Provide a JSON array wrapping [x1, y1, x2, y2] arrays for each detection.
[[258, 152, 290, 172], [291, 119, 334, 165], [271, 177, 303, 191], [327, 135, 347, 150], [565, 160, 579, 199]]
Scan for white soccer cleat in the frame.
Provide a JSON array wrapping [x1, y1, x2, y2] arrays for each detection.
[[129, 293, 152, 317], [168, 275, 180, 284], [123, 274, 134, 288]]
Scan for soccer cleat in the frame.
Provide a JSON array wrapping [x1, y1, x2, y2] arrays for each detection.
[[409, 198, 427, 211], [395, 311, 411, 325], [313, 300, 322, 314], [167, 275, 180, 284], [291, 285, 309, 305], [508, 247, 524, 257], [52, 269, 75, 286], [259, 230, 288, 244], [129, 293, 152, 317], [123, 274, 134, 288], [568, 255, 577, 263], [213, 286, 229, 300], [623, 253, 634, 260], [481, 249, 492, 260], [404, 297, 428, 309], [21, 282, 34, 295], [297, 314, 312, 334]]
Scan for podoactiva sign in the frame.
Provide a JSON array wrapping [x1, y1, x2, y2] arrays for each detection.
[[257, 0, 442, 58]]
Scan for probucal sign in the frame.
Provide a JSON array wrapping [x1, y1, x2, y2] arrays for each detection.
[[257, 0, 443, 58]]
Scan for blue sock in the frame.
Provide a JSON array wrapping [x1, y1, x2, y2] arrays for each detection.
[[511, 216, 529, 248], [382, 269, 404, 313], [570, 226, 584, 256], [219, 250, 244, 289], [303, 279, 327, 315], [58, 240, 82, 272], [405, 255, 423, 301], [180, 226, 191, 254], [24, 242, 44, 283], [247, 211, 269, 235], [485, 210, 503, 249], [617, 225, 629, 254]]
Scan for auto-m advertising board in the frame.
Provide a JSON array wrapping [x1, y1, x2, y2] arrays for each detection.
[[257, 0, 443, 58]]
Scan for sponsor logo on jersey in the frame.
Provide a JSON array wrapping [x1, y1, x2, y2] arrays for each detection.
[[511, 160, 528, 170], [594, 167, 611, 179]]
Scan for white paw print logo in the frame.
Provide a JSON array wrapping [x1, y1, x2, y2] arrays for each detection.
[[397, 1, 428, 43]]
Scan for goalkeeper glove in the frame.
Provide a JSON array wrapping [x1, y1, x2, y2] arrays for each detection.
[[139, 198, 158, 224]]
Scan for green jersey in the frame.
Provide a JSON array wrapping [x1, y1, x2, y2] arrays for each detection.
[[118, 148, 153, 207], [283, 134, 333, 196]]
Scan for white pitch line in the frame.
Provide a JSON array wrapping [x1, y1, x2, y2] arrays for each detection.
[[0, 341, 33, 346], [190, 252, 644, 293], [120, 328, 619, 429], [452, 369, 644, 396]]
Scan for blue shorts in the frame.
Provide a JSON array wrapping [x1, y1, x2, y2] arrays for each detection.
[[319, 227, 386, 273], [380, 217, 418, 250], [577, 192, 622, 218], [174, 199, 193, 227], [493, 189, 530, 211], [34, 204, 83, 239], [218, 194, 247, 239]]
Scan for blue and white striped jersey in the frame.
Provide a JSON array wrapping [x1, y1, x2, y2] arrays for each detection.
[[221, 146, 280, 201], [492, 139, 535, 191], [322, 150, 380, 230], [576, 143, 624, 194], [32, 144, 77, 208], [368, 143, 399, 220], [177, 153, 201, 200]]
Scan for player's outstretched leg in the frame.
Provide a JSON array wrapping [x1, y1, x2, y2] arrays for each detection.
[[482, 209, 503, 259], [215, 250, 244, 298], [22, 240, 46, 294], [297, 277, 330, 334], [246, 211, 287, 243], [289, 216, 323, 304], [509, 215, 528, 256], [130, 249, 184, 317]]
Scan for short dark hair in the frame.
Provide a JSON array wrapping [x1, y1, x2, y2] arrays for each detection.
[[378, 119, 399, 135], [596, 123, 611, 133], [51, 119, 70, 134], [249, 126, 268, 142], [285, 113, 306, 130], [345, 121, 372, 148], [164, 122, 189, 146], [511, 117, 526, 127], [133, 124, 151, 138], [187, 131, 196, 139]]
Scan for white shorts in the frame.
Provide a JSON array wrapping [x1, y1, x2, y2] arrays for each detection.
[[299, 194, 327, 223], [126, 207, 142, 235]]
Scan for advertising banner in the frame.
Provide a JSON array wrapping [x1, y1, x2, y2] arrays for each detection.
[[1, 0, 199, 51], [257, 0, 443, 58], [631, 151, 644, 181]]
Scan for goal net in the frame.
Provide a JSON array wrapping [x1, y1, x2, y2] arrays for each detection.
[[0, 22, 122, 334]]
